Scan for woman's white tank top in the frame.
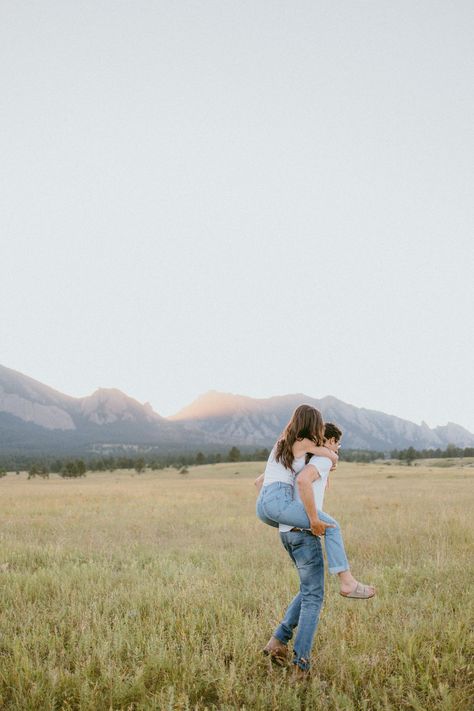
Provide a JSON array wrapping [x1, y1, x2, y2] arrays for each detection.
[[262, 446, 306, 487]]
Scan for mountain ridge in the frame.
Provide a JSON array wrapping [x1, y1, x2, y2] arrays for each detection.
[[171, 390, 474, 450], [1, 365, 473, 454]]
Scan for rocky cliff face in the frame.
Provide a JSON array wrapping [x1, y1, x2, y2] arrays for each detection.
[[171, 391, 474, 450], [0, 365, 76, 430], [0, 365, 186, 453], [78, 389, 163, 426]]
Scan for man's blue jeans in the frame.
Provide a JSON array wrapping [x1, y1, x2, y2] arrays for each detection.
[[256, 482, 349, 574], [274, 530, 325, 671]]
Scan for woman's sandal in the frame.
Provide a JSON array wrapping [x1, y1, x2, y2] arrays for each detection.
[[339, 581, 375, 599]]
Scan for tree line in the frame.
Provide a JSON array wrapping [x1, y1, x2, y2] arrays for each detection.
[[0, 447, 383, 474], [1, 444, 471, 478], [389, 444, 474, 464], [0, 447, 271, 478]]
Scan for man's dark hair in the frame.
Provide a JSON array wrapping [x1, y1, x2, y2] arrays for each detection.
[[324, 422, 342, 441]]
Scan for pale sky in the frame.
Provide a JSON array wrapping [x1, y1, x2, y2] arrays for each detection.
[[1, 1, 473, 431]]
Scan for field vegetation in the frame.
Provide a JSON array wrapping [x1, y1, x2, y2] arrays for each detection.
[[0, 462, 472, 710]]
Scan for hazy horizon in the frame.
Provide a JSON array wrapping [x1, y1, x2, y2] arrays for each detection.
[[1, 2, 473, 431]]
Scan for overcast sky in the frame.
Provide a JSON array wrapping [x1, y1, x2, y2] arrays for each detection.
[[1, 1, 473, 430]]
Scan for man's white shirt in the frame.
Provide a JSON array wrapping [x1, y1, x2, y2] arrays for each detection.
[[279, 455, 332, 533]]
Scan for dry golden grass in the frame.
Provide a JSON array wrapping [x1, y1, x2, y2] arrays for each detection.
[[0, 462, 473, 710]]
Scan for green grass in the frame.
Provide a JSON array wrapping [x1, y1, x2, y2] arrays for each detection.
[[0, 463, 473, 710]]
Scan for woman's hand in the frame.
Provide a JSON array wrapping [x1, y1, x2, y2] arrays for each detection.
[[254, 473, 264, 493], [310, 518, 336, 537], [322, 447, 338, 465]]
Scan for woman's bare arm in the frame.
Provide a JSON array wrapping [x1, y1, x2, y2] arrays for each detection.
[[294, 438, 338, 465], [254, 473, 265, 493]]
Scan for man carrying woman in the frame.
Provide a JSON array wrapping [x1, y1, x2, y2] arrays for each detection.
[[256, 405, 375, 679]]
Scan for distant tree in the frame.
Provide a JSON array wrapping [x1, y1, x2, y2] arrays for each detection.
[[28, 464, 39, 479], [227, 447, 241, 463], [60, 461, 85, 478], [38, 465, 49, 479], [446, 443, 461, 458], [134, 458, 146, 474], [60, 462, 76, 478], [0, 467, 6, 478], [195, 452, 206, 466]]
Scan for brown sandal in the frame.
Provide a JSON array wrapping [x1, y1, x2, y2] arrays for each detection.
[[339, 581, 375, 599]]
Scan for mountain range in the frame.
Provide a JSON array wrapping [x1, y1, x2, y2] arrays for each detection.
[[1, 364, 473, 456]]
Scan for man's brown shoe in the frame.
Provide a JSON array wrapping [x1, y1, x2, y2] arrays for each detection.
[[291, 664, 311, 682], [262, 636, 289, 666]]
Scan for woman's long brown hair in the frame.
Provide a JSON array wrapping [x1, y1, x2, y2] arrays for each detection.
[[275, 405, 324, 471]]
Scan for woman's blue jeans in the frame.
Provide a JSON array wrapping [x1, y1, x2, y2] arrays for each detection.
[[274, 530, 324, 670], [256, 481, 349, 574]]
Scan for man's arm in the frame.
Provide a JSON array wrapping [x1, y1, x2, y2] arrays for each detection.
[[297, 465, 336, 537]]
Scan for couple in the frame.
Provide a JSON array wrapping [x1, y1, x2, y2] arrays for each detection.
[[255, 405, 375, 679]]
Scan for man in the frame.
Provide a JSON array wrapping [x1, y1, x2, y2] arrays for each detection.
[[262, 423, 342, 680]]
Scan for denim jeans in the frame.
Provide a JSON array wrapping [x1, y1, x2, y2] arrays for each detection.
[[256, 482, 349, 574], [274, 530, 325, 670]]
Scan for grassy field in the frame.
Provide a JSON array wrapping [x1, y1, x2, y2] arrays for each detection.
[[0, 462, 473, 710]]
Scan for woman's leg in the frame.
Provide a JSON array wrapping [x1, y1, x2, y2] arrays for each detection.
[[280, 504, 375, 595], [316, 510, 349, 574], [261, 491, 375, 596], [273, 497, 311, 527], [257, 483, 293, 527], [260, 490, 349, 574], [256, 492, 279, 528], [277, 502, 349, 573]]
